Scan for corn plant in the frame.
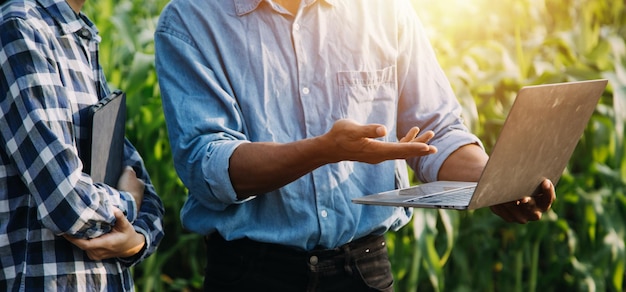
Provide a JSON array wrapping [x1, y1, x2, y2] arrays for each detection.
[[388, 0, 626, 291], [84, 0, 626, 291]]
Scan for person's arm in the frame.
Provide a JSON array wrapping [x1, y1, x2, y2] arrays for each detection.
[[64, 168, 148, 261], [116, 140, 165, 265], [438, 144, 555, 223], [230, 119, 437, 199], [155, 25, 439, 208], [391, 2, 555, 223], [0, 18, 135, 238], [437, 144, 488, 182], [64, 142, 165, 264], [64, 205, 146, 261]]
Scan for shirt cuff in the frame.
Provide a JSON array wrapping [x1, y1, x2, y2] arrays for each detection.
[[116, 228, 149, 266], [202, 140, 251, 205], [117, 191, 138, 223], [417, 132, 483, 183]]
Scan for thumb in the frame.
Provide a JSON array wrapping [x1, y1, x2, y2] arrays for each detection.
[[374, 125, 387, 137], [112, 208, 132, 229], [360, 124, 387, 138], [535, 179, 555, 211], [334, 119, 386, 139]]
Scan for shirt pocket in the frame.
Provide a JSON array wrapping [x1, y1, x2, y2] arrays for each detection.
[[335, 66, 397, 128]]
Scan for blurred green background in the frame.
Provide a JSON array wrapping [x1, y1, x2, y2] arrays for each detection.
[[83, 0, 626, 291]]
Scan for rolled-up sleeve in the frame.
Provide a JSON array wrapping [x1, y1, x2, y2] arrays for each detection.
[[117, 139, 164, 266], [395, 0, 483, 183], [155, 18, 249, 211]]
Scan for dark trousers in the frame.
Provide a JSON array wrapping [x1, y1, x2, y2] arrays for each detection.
[[203, 233, 394, 292]]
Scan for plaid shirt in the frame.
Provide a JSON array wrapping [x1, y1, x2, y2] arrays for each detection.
[[0, 0, 164, 291]]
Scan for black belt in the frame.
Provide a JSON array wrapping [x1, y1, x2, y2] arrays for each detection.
[[205, 233, 386, 260]]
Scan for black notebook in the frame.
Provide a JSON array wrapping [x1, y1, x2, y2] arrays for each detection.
[[82, 90, 126, 186]]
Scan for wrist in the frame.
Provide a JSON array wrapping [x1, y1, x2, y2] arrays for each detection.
[[123, 232, 146, 258], [308, 135, 336, 164]]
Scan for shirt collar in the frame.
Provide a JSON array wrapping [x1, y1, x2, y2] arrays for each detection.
[[35, 0, 100, 40], [234, 0, 335, 16]]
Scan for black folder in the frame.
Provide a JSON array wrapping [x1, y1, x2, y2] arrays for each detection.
[[82, 90, 126, 186]]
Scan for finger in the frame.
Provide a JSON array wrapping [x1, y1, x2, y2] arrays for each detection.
[[372, 139, 436, 155], [490, 205, 517, 223], [375, 125, 387, 137], [112, 208, 132, 231], [64, 235, 100, 253], [63, 234, 88, 248], [505, 204, 531, 224], [492, 199, 541, 224], [64, 235, 107, 260], [399, 127, 420, 143], [413, 130, 435, 143], [353, 123, 387, 139], [519, 197, 542, 221], [415, 144, 438, 155], [335, 119, 386, 139], [535, 179, 555, 212], [85, 251, 105, 261], [511, 197, 543, 223], [413, 130, 437, 154]]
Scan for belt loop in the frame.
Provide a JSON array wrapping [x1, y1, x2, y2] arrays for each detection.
[[342, 243, 353, 275]]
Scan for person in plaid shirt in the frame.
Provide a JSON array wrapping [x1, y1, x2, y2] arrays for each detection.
[[0, 0, 165, 290]]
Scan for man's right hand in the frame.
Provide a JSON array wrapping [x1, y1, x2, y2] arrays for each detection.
[[230, 119, 438, 198], [64, 208, 146, 260], [117, 166, 145, 210], [320, 119, 438, 164]]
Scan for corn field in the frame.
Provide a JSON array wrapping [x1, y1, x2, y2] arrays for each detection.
[[83, 0, 626, 291]]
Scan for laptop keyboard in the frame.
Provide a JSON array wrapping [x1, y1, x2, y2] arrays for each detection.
[[406, 186, 475, 205]]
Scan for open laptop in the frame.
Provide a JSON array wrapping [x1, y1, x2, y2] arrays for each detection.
[[352, 79, 608, 210]]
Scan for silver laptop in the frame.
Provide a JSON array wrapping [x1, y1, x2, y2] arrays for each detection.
[[352, 79, 608, 210]]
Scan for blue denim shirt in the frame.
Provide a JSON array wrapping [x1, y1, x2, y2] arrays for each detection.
[[155, 0, 481, 250]]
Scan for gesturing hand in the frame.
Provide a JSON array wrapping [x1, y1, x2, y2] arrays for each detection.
[[64, 208, 146, 260], [322, 119, 437, 164]]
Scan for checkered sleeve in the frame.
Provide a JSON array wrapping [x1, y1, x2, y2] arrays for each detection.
[[116, 139, 165, 266], [0, 17, 135, 239]]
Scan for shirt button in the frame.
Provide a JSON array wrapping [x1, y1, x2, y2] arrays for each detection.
[[309, 255, 318, 265], [294, 23, 300, 30], [78, 27, 92, 39], [302, 87, 310, 95], [320, 210, 328, 218]]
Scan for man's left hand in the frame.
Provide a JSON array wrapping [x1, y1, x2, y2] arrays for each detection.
[[490, 179, 556, 224]]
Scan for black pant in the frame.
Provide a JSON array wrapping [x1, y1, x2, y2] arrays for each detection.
[[203, 233, 394, 292]]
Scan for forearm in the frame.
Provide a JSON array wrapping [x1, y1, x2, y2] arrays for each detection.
[[124, 146, 165, 260], [437, 144, 489, 182], [229, 120, 438, 199], [131, 189, 165, 261], [229, 138, 329, 199]]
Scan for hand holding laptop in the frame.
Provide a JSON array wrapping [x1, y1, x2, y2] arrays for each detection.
[[490, 179, 555, 224], [353, 79, 607, 224], [439, 143, 556, 224]]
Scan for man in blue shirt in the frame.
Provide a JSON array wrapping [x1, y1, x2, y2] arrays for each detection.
[[155, 0, 555, 291], [0, 0, 164, 290]]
